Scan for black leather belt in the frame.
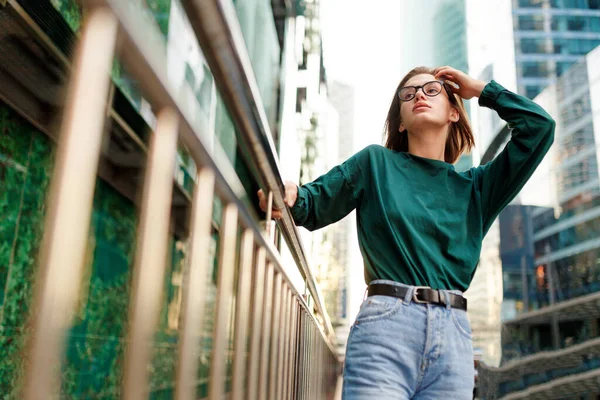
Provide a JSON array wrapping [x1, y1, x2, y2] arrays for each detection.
[[368, 284, 467, 311]]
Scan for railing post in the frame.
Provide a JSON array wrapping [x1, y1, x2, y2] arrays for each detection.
[[281, 287, 293, 399], [268, 273, 283, 399], [247, 248, 266, 399], [232, 229, 254, 400], [258, 263, 274, 400], [277, 286, 289, 398], [175, 168, 215, 400], [209, 204, 239, 399], [289, 299, 299, 400], [123, 107, 180, 399], [23, 8, 117, 399]]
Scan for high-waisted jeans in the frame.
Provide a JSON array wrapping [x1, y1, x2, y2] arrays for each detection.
[[342, 280, 474, 399]]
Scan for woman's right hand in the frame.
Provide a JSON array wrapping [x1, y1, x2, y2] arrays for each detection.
[[433, 66, 486, 100], [257, 181, 299, 219]]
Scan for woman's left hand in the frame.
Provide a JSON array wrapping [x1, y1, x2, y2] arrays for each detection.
[[433, 66, 487, 100]]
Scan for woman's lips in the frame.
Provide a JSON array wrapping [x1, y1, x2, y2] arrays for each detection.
[[413, 103, 430, 112]]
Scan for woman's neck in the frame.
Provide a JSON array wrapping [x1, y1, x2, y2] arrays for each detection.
[[407, 128, 448, 162]]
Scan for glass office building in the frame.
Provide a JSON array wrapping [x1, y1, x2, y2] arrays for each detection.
[[479, 44, 600, 399], [434, 0, 473, 171], [513, 0, 600, 99]]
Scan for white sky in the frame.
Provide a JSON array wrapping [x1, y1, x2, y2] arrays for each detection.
[[320, 0, 517, 153], [320, 0, 404, 150]]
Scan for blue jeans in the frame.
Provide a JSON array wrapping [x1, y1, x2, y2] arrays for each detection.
[[342, 280, 474, 399]]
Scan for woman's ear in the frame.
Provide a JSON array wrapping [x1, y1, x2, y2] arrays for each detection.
[[399, 122, 405, 133], [449, 107, 459, 123]]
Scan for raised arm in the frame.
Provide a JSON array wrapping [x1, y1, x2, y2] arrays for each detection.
[[432, 67, 555, 234], [474, 81, 555, 233]]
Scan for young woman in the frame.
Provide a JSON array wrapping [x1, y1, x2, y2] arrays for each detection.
[[258, 66, 555, 399]]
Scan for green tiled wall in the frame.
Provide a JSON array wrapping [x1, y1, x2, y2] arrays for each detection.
[[0, 101, 218, 397], [0, 103, 54, 397], [49, 0, 81, 32], [0, 0, 274, 395]]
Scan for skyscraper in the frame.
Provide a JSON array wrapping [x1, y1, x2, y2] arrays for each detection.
[[480, 44, 600, 399], [513, 0, 600, 99], [400, 0, 473, 171], [434, 0, 473, 171]]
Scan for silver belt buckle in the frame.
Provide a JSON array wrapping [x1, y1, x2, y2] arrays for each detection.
[[412, 286, 431, 304]]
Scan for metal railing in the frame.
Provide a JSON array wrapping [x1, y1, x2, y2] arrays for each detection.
[[21, 0, 340, 398]]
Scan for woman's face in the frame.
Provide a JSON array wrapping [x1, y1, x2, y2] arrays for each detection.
[[398, 73, 459, 134]]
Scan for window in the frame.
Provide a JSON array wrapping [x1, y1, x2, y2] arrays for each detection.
[[553, 39, 565, 54], [567, 16, 586, 31], [521, 38, 548, 54], [519, 0, 544, 7], [552, 0, 589, 7], [519, 15, 545, 31], [522, 61, 549, 78], [564, 0, 588, 8], [553, 16, 600, 33]]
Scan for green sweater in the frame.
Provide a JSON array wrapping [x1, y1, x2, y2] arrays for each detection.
[[290, 80, 555, 291]]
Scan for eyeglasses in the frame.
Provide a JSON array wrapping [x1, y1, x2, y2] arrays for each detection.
[[398, 80, 449, 102]]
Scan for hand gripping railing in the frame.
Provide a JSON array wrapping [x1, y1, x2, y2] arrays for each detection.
[[22, 1, 339, 399], [180, 0, 335, 341]]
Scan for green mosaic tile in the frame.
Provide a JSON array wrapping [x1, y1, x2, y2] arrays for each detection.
[[0, 0, 252, 394], [0, 101, 54, 398], [49, 0, 81, 32], [0, 165, 27, 308], [60, 180, 137, 398]]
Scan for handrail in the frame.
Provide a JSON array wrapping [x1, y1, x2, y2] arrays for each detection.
[[179, 0, 335, 339], [20, 1, 340, 397], [84, 0, 335, 341]]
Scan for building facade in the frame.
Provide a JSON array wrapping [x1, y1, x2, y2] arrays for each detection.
[[512, 0, 600, 99], [479, 44, 600, 399], [434, 0, 473, 171]]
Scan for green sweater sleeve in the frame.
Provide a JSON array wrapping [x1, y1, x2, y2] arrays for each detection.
[[475, 80, 555, 234], [290, 145, 371, 231]]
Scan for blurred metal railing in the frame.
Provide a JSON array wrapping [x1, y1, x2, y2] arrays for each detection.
[[22, 0, 340, 399], [180, 0, 335, 340]]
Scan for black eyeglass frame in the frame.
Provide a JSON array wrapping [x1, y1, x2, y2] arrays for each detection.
[[398, 80, 455, 102]]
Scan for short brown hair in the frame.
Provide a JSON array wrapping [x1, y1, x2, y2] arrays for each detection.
[[383, 66, 474, 164]]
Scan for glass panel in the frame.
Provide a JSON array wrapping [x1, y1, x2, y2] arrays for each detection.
[[520, 38, 548, 54], [567, 16, 586, 31], [518, 15, 544, 31], [551, 15, 600, 33], [518, 0, 544, 7], [232, 0, 282, 132], [522, 61, 549, 78]]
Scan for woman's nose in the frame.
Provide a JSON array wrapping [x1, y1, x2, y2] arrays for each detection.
[[414, 89, 427, 101]]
